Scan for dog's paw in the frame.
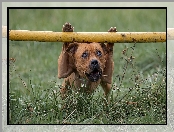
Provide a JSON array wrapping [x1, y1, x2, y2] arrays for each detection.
[[108, 27, 117, 32], [62, 22, 74, 32]]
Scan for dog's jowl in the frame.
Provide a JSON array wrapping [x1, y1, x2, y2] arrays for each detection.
[[58, 22, 117, 98]]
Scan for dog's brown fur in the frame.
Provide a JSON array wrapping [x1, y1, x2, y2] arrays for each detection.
[[58, 22, 117, 98]]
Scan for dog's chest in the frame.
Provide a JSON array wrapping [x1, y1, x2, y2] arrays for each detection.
[[79, 77, 88, 88], [78, 76, 100, 90]]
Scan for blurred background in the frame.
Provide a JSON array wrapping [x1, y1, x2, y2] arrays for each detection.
[[7, 8, 167, 125]]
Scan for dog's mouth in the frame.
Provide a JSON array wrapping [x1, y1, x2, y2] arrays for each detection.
[[85, 68, 102, 82]]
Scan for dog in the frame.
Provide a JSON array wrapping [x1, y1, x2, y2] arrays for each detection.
[[58, 22, 117, 98]]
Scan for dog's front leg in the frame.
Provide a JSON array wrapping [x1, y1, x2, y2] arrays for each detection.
[[58, 22, 75, 78], [101, 27, 117, 97]]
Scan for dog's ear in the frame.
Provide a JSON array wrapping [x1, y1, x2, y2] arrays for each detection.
[[101, 43, 114, 84], [66, 43, 78, 55], [58, 43, 78, 79], [100, 43, 109, 55]]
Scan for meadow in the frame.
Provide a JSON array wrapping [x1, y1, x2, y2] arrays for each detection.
[[9, 8, 166, 124]]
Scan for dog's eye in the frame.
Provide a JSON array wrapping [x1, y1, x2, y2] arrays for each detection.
[[96, 50, 102, 57], [82, 52, 88, 58]]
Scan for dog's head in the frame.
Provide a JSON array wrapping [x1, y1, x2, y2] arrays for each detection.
[[66, 42, 108, 82]]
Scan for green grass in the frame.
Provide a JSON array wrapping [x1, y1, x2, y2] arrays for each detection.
[[9, 9, 166, 124]]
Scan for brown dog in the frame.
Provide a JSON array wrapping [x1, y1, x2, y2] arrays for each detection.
[[58, 22, 117, 98]]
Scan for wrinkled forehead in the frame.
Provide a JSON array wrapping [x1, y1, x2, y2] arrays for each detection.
[[77, 42, 102, 51]]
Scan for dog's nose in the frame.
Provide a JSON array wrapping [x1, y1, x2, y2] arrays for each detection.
[[91, 59, 99, 67]]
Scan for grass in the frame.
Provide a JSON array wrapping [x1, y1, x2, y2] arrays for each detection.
[[9, 8, 166, 124]]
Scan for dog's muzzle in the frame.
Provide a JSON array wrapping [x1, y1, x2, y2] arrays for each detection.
[[85, 59, 102, 82]]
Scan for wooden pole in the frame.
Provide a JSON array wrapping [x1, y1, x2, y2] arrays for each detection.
[[2, 26, 170, 43]]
